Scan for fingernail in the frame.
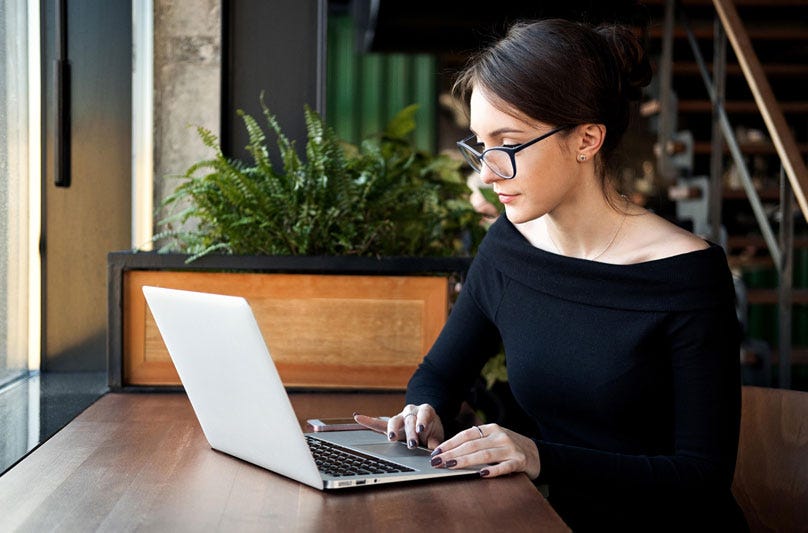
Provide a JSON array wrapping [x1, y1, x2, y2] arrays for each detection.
[[388, 432, 396, 440], [445, 459, 457, 468], [352, 411, 358, 417], [408, 439, 417, 448], [430, 447, 442, 456], [479, 469, 490, 477], [430, 456, 442, 467], [417, 424, 425, 434]]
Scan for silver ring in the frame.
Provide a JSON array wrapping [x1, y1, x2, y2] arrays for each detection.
[[404, 412, 417, 419], [474, 425, 484, 439]]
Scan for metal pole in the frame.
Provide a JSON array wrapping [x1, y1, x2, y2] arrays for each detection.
[[779, 166, 794, 389], [682, 15, 781, 268], [709, 18, 726, 243], [657, 0, 677, 183]]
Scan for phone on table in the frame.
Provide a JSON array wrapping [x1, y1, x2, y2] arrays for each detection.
[[307, 416, 388, 432]]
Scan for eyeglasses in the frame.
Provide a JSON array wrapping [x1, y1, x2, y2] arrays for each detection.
[[456, 125, 570, 179]]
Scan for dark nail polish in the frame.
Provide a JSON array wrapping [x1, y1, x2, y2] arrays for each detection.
[[352, 411, 358, 416], [417, 424, 425, 434], [408, 439, 417, 448], [388, 432, 396, 440], [430, 456, 442, 467], [430, 447, 442, 456], [445, 459, 457, 468], [479, 469, 490, 477]]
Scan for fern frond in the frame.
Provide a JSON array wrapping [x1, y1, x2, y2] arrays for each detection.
[[156, 97, 484, 259], [238, 109, 273, 178]]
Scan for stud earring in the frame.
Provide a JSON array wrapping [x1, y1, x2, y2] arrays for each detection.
[[577, 154, 587, 162]]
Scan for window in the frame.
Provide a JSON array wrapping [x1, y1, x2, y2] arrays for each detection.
[[0, 0, 35, 387]]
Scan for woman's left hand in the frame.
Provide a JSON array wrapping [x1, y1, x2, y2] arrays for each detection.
[[430, 424, 541, 480]]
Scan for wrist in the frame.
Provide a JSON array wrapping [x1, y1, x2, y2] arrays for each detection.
[[526, 439, 541, 480]]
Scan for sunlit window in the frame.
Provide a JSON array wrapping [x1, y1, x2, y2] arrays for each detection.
[[0, 0, 30, 388]]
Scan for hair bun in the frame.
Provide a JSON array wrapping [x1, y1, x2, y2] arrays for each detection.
[[596, 24, 652, 101]]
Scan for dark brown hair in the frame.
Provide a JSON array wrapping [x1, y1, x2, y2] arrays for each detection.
[[454, 18, 651, 180]]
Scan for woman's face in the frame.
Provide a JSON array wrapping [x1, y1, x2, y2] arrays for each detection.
[[469, 89, 582, 224]]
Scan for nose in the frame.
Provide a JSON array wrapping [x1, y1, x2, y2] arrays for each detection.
[[478, 163, 503, 185]]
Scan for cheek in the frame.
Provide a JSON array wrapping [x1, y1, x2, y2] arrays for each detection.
[[515, 156, 581, 212], [518, 153, 568, 192], [520, 142, 571, 177]]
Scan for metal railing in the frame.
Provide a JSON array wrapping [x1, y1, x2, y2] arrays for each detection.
[[659, 0, 807, 388]]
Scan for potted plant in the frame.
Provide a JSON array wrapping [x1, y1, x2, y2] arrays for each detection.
[[108, 98, 485, 390]]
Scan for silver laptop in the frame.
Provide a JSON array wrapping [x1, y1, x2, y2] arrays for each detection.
[[142, 285, 478, 490]]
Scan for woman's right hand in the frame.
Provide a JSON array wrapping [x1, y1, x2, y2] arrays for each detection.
[[354, 404, 444, 450]]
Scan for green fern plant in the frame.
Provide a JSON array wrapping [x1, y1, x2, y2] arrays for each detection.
[[154, 98, 484, 260]]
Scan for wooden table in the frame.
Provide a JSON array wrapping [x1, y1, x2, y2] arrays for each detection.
[[0, 392, 569, 532]]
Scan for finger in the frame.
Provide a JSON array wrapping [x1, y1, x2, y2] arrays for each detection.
[[353, 414, 388, 434], [410, 404, 439, 447], [439, 434, 521, 473], [386, 404, 418, 442], [476, 460, 520, 478], [432, 440, 508, 474], [433, 425, 488, 455], [402, 407, 420, 448], [386, 415, 404, 441], [415, 408, 442, 449], [430, 425, 540, 479]]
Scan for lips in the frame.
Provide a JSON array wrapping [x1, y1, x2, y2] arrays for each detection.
[[496, 191, 518, 204]]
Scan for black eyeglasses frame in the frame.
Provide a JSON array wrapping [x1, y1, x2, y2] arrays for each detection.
[[456, 125, 572, 179]]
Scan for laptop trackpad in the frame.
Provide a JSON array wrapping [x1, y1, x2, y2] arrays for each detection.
[[355, 443, 431, 457]]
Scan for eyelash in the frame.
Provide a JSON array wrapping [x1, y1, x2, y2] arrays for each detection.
[[474, 141, 518, 150]]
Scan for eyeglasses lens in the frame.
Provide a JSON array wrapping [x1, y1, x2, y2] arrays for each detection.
[[458, 144, 483, 173], [482, 150, 513, 178], [458, 144, 514, 179]]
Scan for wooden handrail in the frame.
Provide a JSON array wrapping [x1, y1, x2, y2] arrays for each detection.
[[712, 0, 808, 221]]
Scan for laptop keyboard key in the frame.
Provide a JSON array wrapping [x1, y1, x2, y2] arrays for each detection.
[[306, 436, 415, 477]]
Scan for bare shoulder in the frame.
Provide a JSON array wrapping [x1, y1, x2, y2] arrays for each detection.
[[620, 209, 709, 263]]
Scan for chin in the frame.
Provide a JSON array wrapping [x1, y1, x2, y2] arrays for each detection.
[[503, 207, 537, 225]]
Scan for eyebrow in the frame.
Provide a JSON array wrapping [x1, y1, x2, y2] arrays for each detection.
[[469, 127, 527, 138]]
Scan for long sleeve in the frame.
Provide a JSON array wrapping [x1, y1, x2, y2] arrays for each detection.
[[405, 216, 746, 531], [535, 299, 741, 487], [405, 260, 504, 424]]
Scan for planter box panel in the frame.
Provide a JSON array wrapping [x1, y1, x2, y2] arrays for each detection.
[[123, 270, 449, 389]]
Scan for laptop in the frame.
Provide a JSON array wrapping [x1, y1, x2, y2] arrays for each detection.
[[142, 285, 479, 490]]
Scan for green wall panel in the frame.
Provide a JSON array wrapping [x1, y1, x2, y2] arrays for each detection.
[[327, 14, 436, 151]]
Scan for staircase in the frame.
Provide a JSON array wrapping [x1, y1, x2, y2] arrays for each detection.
[[642, 0, 808, 389], [350, 0, 808, 389]]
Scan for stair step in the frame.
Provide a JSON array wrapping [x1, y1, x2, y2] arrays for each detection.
[[644, 0, 808, 6], [746, 289, 808, 305], [678, 100, 808, 113], [648, 23, 808, 41], [741, 348, 808, 369], [727, 234, 808, 247], [673, 63, 808, 77], [769, 348, 808, 366], [693, 141, 808, 155]]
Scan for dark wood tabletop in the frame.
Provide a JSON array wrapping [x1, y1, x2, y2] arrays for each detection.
[[0, 392, 569, 532]]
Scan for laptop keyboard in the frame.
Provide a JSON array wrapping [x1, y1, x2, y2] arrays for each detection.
[[306, 436, 415, 477]]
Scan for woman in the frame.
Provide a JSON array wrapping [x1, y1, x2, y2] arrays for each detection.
[[356, 19, 746, 531]]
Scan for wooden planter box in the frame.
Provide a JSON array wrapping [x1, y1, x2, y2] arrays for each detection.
[[108, 252, 471, 391]]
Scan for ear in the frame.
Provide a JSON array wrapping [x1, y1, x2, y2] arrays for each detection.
[[574, 124, 606, 161]]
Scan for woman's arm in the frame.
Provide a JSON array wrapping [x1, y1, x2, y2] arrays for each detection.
[[427, 300, 741, 499], [535, 304, 742, 492], [405, 274, 504, 425]]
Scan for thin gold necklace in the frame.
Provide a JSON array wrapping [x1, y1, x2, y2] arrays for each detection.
[[547, 197, 629, 261]]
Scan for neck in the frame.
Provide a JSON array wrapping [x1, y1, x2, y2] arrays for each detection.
[[542, 192, 628, 261]]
